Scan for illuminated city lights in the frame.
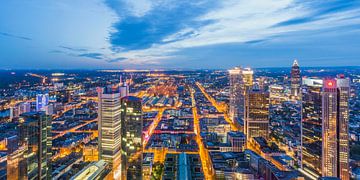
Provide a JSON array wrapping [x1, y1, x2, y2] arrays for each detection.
[[0, 63, 357, 180]]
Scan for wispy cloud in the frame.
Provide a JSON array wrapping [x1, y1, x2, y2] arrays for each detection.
[[48, 50, 64, 54], [78, 53, 104, 60], [0, 32, 32, 41], [51, 46, 106, 61], [244, 39, 268, 45], [59, 45, 88, 52]]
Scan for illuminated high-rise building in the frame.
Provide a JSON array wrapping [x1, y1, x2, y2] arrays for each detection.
[[97, 87, 121, 177], [336, 75, 350, 180], [301, 76, 350, 179], [322, 78, 338, 177], [228, 67, 245, 124], [301, 77, 323, 177], [322, 76, 350, 179], [242, 68, 253, 88], [242, 68, 254, 134], [244, 86, 269, 140], [269, 85, 286, 105], [18, 112, 52, 180], [120, 96, 143, 180], [36, 94, 49, 111], [291, 60, 301, 99]]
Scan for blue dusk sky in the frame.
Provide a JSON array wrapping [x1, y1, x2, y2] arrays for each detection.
[[0, 0, 359, 69]]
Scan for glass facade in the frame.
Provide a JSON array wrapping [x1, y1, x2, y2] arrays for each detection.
[[19, 112, 52, 180], [228, 67, 245, 124], [97, 87, 122, 173], [301, 78, 323, 177], [245, 88, 269, 140], [121, 96, 143, 180]]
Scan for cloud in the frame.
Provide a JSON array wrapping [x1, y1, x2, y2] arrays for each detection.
[[123, 0, 153, 17], [107, 0, 218, 51], [0, 32, 32, 41], [48, 50, 64, 54], [103, 0, 360, 65], [273, 1, 360, 27], [244, 39, 268, 44], [59, 45, 88, 52], [78, 53, 104, 60]]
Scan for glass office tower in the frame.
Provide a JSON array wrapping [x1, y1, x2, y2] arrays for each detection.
[[19, 112, 52, 180], [120, 96, 143, 180]]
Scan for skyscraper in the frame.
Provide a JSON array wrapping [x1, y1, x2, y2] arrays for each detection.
[[19, 112, 52, 180], [242, 68, 254, 88], [243, 68, 254, 134], [291, 60, 301, 99], [36, 94, 49, 111], [228, 67, 245, 124], [244, 86, 270, 140], [322, 78, 338, 177], [120, 96, 143, 180], [301, 76, 350, 179], [336, 75, 350, 180], [301, 77, 323, 177], [322, 76, 350, 179], [97, 87, 122, 177]]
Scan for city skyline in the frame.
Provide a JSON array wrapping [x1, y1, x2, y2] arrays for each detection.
[[0, 62, 359, 179], [1, 1, 360, 69], [0, 1, 360, 180]]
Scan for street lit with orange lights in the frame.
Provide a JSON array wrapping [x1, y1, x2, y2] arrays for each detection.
[[52, 118, 98, 139], [191, 87, 215, 180], [143, 108, 165, 149], [196, 82, 240, 131]]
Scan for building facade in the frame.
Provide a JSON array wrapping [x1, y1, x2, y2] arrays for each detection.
[[242, 68, 254, 89], [228, 67, 245, 124], [322, 78, 338, 177], [322, 76, 350, 179], [227, 131, 246, 152], [336, 76, 350, 180], [244, 87, 270, 140], [120, 96, 143, 180], [301, 78, 323, 177], [36, 94, 49, 112], [97, 87, 122, 177], [19, 112, 52, 180], [301, 76, 350, 179]]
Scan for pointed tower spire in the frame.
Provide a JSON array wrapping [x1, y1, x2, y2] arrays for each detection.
[[293, 59, 299, 67], [291, 59, 301, 99]]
